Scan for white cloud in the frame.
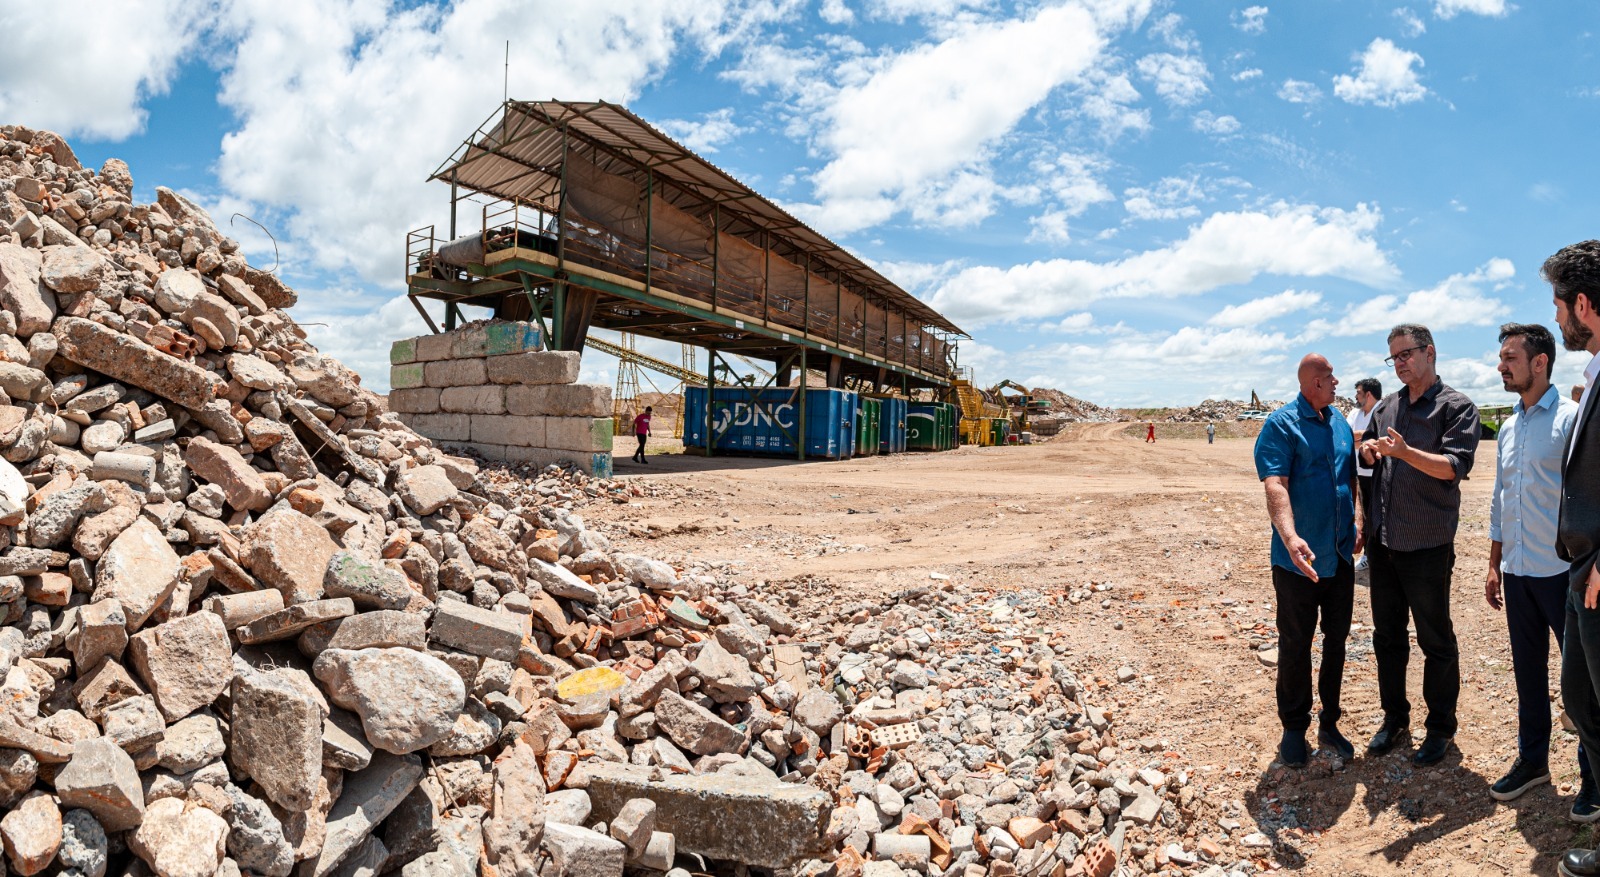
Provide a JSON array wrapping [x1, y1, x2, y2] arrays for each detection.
[[1233, 68, 1264, 82], [1207, 289, 1322, 328], [298, 293, 443, 393], [1123, 176, 1205, 221], [212, 0, 790, 287], [976, 324, 1300, 406], [1148, 13, 1197, 51], [1192, 111, 1241, 135], [1136, 53, 1211, 106], [657, 107, 747, 153], [1233, 6, 1269, 34], [820, 0, 855, 24], [1023, 151, 1114, 244], [1277, 78, 1322, 103], [1434, 0, 1509, 19], [724, 43, 828, 92], [1150, 325, 1293, 364], [793, 0, 1154, 234], [1394, 8, 1427, 36], [1332, 38, 1427, 107], [1072, 71, 1152, 140], [927, 201, 1399, 327], [1046, 313, 1096, 333], [1326, 258, 1513, 336], [0, 0, 206, 140], [865, 0, 990, 21]]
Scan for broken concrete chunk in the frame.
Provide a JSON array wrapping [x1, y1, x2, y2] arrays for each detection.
[[54, 317, 219, 411], [128, 611, 232, 721], [93, 517, 180, 632], [55, 738, 145, 832], [232, 668, 325, 812], [243, 507, 339, 605], [185, 436, 271, 512], [313, 648, 465, 754], [297, 751, 422, 877], [429, 599, 525, 662], [586, 762, 834, 869]]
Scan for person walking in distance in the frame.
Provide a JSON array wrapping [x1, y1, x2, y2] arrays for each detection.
[[1146, 422, 1156, 443], [632, 406, 652, 464], [1484, 324, 1590, 805], [1206, 422, 1216, 444], [1545, 243, 1600, 877], [1349, 378, 1381, 571], [1360, 324, 1480, 767], [1254, 354, 1361, 766]]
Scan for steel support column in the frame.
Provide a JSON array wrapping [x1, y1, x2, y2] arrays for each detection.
[[705, 349, 716, 459], [798, 345, 807, 462]]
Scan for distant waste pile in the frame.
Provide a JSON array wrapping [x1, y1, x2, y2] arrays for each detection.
[[0, 125, 1228, 877], [1025, 389, 1119, 424]]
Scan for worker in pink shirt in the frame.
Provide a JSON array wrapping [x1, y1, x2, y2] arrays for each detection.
[[632, 406, 652, 464]]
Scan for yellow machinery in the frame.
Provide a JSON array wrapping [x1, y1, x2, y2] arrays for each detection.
[[952, 375, 1006, 445]]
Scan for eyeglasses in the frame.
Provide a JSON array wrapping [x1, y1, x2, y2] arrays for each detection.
[[1384, 344, 1429, 367]]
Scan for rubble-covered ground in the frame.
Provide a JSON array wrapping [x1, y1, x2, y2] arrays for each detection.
[[0, 126, 1248, 877], [602, 427, 1584, 877]]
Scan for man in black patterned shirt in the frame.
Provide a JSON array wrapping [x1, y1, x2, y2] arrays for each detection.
[[1360, 323, 1481, 766]]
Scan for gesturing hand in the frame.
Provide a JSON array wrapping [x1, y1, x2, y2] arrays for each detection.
[[1286, 534, 1319, 582], [1376, 427, 1410, 461]]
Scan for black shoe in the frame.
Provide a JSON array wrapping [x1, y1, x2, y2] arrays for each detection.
[[1317, 725, 1355, 760], [1573, 783, 1600, 824], [1413, 735, 1453, 766], [1278, 731, 1309, 767], [1367, 722, 1411, 755], [1490, 756, 1550, 801], [1561, 848, 1600, 877]]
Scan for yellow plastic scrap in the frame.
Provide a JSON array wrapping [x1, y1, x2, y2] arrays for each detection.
[[556, 666, 628, 701]]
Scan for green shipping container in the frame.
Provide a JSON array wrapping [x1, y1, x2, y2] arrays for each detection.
[[908, 402, 960, 451], [855, 397, 881, 456]]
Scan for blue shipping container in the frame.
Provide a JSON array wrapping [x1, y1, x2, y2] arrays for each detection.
[[683, 387, 858, 459], [875, 396, 908, 454]]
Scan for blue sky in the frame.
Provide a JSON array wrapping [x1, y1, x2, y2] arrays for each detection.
[[3, 0, 1594, 406]]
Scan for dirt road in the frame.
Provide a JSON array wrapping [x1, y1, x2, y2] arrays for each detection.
[[597, 428, 1577, 876]]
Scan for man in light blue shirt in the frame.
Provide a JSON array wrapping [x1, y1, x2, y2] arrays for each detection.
[[1486, 322, 1592, 810]]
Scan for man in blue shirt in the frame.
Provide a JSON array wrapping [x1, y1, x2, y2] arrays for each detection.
[[1254, 353, 1362, 766], [1485, 323, 1593, 811]]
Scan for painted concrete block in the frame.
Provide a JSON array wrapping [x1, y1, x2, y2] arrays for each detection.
[[439, 385, 506, 415], [506, 383, 611, 418], [388, 388, 440, 414], [424, 358, 488, 388]]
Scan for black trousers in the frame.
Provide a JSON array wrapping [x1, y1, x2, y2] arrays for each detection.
[[1370, 542, 1459, 737], [634, 434, 647, 459], [1273, 560, 1354, 733], [1505, 572, 1588, 776], [1357, 474, 1374, 539], [1562, 587, 1600, 786]]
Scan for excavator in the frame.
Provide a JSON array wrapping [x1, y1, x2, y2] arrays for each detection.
[[989, 380, 1052, 433]]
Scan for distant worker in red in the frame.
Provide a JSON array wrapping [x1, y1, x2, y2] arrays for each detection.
[[632, 406, 652, 464], [1145, 422, 1156, 443]]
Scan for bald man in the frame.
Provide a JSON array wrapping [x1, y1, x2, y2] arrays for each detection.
[[1254, 354, 1363, 766]]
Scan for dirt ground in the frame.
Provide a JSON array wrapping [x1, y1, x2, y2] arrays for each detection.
[[593, 425, 1583, 876]]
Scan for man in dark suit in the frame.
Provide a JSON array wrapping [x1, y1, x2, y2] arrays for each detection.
[[1552, 242, 1600, 877]]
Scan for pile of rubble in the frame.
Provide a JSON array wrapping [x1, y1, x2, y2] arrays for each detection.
[[0, 124, 1235, 877], [1025, 390, 1118, 425], [470, 459, 679, 509], [1161, 400, 1281, 423]]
